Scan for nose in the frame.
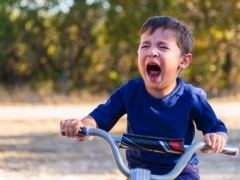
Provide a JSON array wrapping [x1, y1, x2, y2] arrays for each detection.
[[147, 47, 158, 57]]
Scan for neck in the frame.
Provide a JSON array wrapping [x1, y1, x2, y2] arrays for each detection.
[[146, 80, 178, 99]]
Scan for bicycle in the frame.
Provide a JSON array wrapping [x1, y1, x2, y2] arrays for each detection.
[[62, 126, 239, 180]]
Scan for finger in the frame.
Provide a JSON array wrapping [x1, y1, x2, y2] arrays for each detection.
[[77, 136, 86, 142], [68, 120, 77, 137], [64, 120, 71, 137], [60, 120, 66, 135], [204, 134, 212, 147], [216, 137, 225, 153], [214, 140, 220, 153], [220, 137, 225, 152], [73, 120, 82, 135], [209, 134, 217, 148], [200, 148, 213, 154], [201, 134, 214, 154], [215, 136, 222, 153]]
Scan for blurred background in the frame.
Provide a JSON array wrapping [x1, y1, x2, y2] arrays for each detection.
[[0, 0, 240, 101], [0, 0, 240, 180]]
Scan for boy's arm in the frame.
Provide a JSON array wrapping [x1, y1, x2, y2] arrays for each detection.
[[202, 132, 228, 154], [82, 115, 98, 128], [60, 116, 98, 142]]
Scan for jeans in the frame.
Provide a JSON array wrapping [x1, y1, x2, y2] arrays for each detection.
[[126, 164, 200, 180]]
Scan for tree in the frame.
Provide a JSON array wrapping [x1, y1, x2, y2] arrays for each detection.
[[0, 0, 239, 97]]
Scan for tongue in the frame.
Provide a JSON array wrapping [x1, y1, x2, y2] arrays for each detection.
[[149, 70, 160, 77]]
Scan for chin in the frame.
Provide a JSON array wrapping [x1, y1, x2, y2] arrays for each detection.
[[145, 81, 162, 89]]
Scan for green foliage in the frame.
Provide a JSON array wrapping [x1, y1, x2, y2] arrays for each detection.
[[0, 0, 239, 97]]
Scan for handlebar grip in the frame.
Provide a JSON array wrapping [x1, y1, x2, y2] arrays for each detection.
[[61, 127, 91, 138], [221, 144, 239, 157], [77, 126, 94, 140], [61, 127, 86, 137], [77, 127, 88, 137], [202, 144, 239, 157]]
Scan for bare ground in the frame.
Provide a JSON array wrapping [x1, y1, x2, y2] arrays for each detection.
[[0, 100, 240, 180]]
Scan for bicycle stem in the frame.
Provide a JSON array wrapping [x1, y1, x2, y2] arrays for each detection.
[[87, 128, 130, 177]]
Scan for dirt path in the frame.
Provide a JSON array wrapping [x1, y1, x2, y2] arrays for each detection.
[[0, 101, 240, 180]]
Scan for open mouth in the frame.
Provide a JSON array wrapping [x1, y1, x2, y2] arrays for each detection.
[[147, 64, 161, 79]]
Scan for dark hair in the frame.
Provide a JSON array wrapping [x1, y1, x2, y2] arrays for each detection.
[[140, 16, 194, 55]]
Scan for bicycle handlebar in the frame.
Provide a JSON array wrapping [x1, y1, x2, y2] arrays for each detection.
[[63, 127, 239, 180]]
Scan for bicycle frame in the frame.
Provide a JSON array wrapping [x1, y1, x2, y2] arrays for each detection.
[[71, 127, 239, 180]]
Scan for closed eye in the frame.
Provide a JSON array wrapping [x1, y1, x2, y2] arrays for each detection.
[[159, 46, 169, 49], [140, 44, 150, 48], [158, 41, 170, 50], [140, 41, 150, 49]]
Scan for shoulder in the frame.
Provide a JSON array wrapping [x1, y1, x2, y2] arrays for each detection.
[[178, 79, 211, 118], [126, 77, 144, 85], [117, 77, 144, 100], [178, 78, 207, 101], [119, 77, 144, 91]]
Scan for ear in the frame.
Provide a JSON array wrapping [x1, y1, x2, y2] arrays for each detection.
[[179, 53, 192, 69]]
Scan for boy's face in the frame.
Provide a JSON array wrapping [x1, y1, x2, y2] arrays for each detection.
[[137, 28, 191, 98]]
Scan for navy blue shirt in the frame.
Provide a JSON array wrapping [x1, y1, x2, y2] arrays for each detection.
[[89, 77, 227, 175]]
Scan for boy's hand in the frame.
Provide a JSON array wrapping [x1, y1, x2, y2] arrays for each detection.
[[60, 119, 86, 142], [201, 132, 227, 154]]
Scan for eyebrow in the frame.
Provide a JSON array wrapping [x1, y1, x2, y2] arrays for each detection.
[[140, 40, 168, 45], [140, 40, 150, 44]]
